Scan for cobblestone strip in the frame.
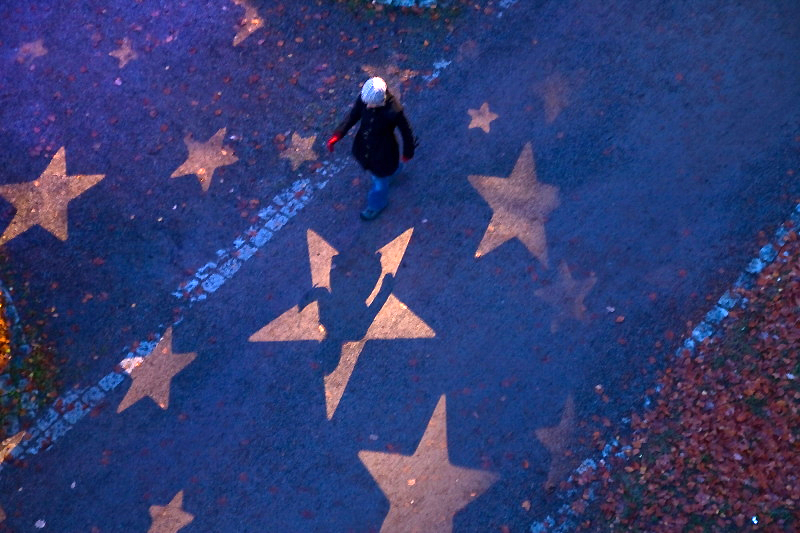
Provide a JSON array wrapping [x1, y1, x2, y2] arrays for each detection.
[[0, 164, 340, 471], [529, 202, 800, 533]]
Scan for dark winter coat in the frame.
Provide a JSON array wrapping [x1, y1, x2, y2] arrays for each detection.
[[333, 91, 416, 178]]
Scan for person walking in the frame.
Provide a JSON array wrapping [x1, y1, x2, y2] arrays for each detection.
[[327, 77, 417, 220]]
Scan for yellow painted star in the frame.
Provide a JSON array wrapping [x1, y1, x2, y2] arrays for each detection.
[[534, 261, 597, 332], [535, 394, 577, 490], [467, 102, 498, 133], [117, 327, 197, 412], [231, 0, 264, 46], [15, 39, 47, 63], [468, 142, 560, 266], [170, 128, 238, 192], [250, 228, 435, 419], [109, 37, 138, 68], [279, 132, 318, 171], [148, 490, 194, 533], [359, 395, 498, 532], [0, 147, 105, 245]]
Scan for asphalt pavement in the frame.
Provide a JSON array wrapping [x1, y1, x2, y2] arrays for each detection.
[[0, 0, 798, 531]]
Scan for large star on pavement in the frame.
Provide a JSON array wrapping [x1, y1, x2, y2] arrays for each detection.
[[467, 102, 498, 133], [170, 128, 238, 192], [279, 132, 318, 171], [117, 327, 197, 412], [534, 261, 596, 333], [231, 0, 264, 46], [468, 142, 559, 267], [359, 395, 498, 532], [535, 394, 577, 491], [0, 147, 105, 245], [148, 491, 194, 533], [250, 228, 435, 419]]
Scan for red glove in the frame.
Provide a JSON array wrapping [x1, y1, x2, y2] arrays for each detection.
[[327, 134, 341, 153]]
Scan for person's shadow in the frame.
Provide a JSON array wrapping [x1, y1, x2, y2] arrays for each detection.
[[300, 250, 394, 376]]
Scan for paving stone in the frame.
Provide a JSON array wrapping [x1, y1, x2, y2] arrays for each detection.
[[98, 372, 125, 392], [81, 386, 105, 406], [250, 227, 273, 247], [265, 214, 289, 232], [692, 321, 715, 342], [758, 243, 777, 263], [62, 401, 89, 425], [219, 258, 242, 279], [201, 273, 226, 293], [36, 408, 59, 433], [704, 306, 729, 324]]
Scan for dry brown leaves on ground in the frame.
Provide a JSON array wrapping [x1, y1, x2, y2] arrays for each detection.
[[574, 230, 799, 532]]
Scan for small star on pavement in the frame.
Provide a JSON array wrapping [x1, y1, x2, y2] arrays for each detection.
[[0, 147, 105, 245], [109, 37, 138, 68], [279, 132, 318, 171], [468, 142, 560, 266], [467, 102, 498, 133], [534, 260, 597, 332], [148, 491, 194, 533], [117, 327, 197, 412], [231, 0, 264, 46], [535, 394, 577, 491], [358, 395, 498, 532], [15, 39, 47, 63], [170, 127, 238, 192]]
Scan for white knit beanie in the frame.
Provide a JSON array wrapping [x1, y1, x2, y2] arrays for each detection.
[[361, 77, 387, 106]]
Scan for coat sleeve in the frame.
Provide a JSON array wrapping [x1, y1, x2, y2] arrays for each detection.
[[396, 110, 417, 159], [333, 96, 363, 138]]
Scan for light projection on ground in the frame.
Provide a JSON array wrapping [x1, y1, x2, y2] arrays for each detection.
[[468, 142, 560, 266], [467, 102, 499, 133], [535, 393, 577, 491], [147, 490, 194, 533], [0, 147, 105, 245], [117, 327, 197, 413], [231, 0, 264, 47], [365, 227, 413, 306], [534, 260, 596, 332], [15, 39, 47, 63], [249, 228, 435, 419], [109, 37, 138, 68], [358, 395, 498, 532], [279, 132, 319, 171], [170, 128, 238, 192]]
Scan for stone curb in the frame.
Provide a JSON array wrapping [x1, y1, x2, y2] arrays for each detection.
[[529, 202, 800, 533]]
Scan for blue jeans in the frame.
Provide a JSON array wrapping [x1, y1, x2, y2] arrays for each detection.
[[366, 163, 403, 212]]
